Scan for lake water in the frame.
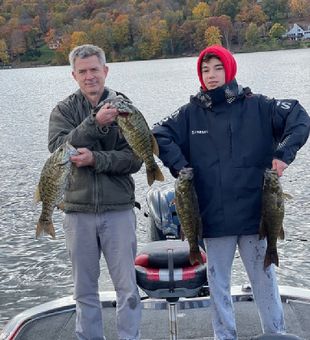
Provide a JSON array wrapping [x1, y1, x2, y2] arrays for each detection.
[[0, 48, 309, 330]]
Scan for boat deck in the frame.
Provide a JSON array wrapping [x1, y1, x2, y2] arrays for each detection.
[[1, 286, 310, 340]]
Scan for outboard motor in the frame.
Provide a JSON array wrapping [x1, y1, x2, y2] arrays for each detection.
[[145, 185, 181, 241], [145, 185, 205, 249]]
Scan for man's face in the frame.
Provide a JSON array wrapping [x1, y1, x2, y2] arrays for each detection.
[[72, 55, 108, 98], [201, 57, 226, 90]]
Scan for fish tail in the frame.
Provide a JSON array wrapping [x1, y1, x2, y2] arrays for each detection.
[[146, 164, 165, 186], [264, 249, 279, 270], [36, 218, 56, 239], [189, 250, 204, 266]]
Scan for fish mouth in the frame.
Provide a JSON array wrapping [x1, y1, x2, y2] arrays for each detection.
[[118, 111, 130, 117], [179, 167, 194, 180], [57, 160, 70, 166]]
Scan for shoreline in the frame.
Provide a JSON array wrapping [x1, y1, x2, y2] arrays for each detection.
[[1, 45, 309, 70]]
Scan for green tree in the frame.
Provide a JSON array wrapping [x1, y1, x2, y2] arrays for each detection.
[[269, 23, 286, 39], [214, 0, 240, 20], [111, 14, 130, 50], [193, 18, 209, 51], [261, 0, 289, 20], [137, 17, 169, 60], [245, 22, 260, 46], [233, 21, 247, 48], [89, 23, 113, 60]]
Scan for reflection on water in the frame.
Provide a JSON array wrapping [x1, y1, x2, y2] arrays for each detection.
[[0, 49, 309, 329]]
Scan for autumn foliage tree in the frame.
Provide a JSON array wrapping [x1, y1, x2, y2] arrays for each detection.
[[192, 2, 210, 19], [289, 0, 310, 17], [269, 23, 286, 39], [0, 0, 306, 65], [70, 31, 90, 50], [137, 17, 169, 60], [236, 1, 267, 26], [10, 29, 26, 60], [245, 23, 260, 47], [0, 38, 10, 64], [205, 26, 222, 46], [207, 15, 233, 48]]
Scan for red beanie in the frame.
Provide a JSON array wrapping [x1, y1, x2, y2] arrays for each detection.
[[197, 45, 237, 90]]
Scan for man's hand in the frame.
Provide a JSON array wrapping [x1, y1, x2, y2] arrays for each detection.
[[71, 148, 95, 168], [95, 103, 118, 127], [272, 159, 288, 177]]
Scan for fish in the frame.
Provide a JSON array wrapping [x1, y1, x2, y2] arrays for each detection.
[[34, 142, 78, 239], [259, 169, 285, 269], [97, 96, 164, 186], [174, 167, 204, 265]]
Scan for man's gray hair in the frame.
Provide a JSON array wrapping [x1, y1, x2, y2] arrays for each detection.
[[69, 44, 106, 69]]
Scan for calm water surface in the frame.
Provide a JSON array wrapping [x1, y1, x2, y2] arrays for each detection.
[[0, 49, 309, 329]]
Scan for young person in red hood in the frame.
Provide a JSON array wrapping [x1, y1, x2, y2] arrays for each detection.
[[152, 45, 310, 339]]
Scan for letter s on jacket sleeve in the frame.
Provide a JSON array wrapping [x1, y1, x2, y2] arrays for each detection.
[[271, 98, 310, 165], [152, 108, 189, 176]]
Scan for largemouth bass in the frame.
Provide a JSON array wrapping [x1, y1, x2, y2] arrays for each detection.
[[174, 167, 204, 265], [259, 169, 285, 269], [97, 96, 164, 186], [34, 142, 78, 238]]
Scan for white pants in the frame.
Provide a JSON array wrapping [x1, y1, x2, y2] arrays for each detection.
[[204, 235, 285, 340], [64, 209, 141, 340]]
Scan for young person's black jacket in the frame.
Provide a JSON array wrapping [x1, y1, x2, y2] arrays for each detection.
[[152, 80, 310, 238]]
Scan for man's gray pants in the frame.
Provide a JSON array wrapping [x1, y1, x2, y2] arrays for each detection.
[[64, 209, 141, 340], [204, 234, 286, 340]]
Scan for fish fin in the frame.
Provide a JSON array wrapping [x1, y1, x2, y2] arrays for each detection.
[[34, 186, 41, 203], [258, 221, 267, 240], [264, 249, 279, 270], [146, 164, 165, 186], [180, 228, 185, 241], [152, 134, 160, 156], [283, 192, 293, 200], [56, 202, 65, 211], [279, 226, 285, 240], [189, 250, 204, 266], [36, 219, 56, 239]]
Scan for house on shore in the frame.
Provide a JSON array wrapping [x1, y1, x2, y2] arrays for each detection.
[[283, 23, 310, 40]]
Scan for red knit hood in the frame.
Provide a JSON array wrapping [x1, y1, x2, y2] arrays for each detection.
[[197, 45, 237, 91]]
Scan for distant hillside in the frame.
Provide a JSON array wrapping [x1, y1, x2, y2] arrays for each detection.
[[0, 0, 309, 67]]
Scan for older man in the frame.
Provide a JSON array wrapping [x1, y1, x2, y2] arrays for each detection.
[[48, 44, 142, 340]]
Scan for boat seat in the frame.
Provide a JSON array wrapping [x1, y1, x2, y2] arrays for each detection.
[[135, 240, 207, 300], [135, 240, 207, 340]]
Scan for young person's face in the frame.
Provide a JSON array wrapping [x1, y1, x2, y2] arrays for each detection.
[[201, 57, 226, 90]]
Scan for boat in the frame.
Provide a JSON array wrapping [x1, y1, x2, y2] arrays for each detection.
[[1, 186, 309, 340], [1, 284, 309, 340]]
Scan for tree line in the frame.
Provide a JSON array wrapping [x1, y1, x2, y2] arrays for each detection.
[[0, 0, 309, 66]]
